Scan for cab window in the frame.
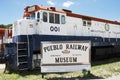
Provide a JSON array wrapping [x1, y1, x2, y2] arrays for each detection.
[[26, 13, 35, 19], [26, 16, 30, 19], [31, 13, 35, 19], [49, 13, 54, 23], [55, 14, 60, 24], [61, 15, 65, 24], [37, 12, 40, 19], [43, 12, 48, 22], [49, 13, 60, 24]]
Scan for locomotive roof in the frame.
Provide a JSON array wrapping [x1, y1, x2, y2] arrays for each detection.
[[66, 12, 120, 25], [24, 5, 120, 25]]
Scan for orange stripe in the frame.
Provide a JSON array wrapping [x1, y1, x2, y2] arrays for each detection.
[[23, 5, 120, 25]]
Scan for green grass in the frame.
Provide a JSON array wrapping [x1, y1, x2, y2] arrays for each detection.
[[91, 58, 120, 78], [0, 58, 120, 80]]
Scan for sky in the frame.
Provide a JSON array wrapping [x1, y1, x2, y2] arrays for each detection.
[[0, 0, 120, 24]]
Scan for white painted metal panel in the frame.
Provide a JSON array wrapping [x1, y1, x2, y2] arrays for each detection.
[[41, 65, 91, 73]]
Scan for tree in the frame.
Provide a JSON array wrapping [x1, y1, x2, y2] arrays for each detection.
[[0, 24, 5, 28], [0, 24, 12, 28], [5, 24, 12, 29]]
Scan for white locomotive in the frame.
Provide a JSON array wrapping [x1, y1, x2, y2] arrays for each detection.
[[13, 5, 120, 46], [5, 5, 120, 70]]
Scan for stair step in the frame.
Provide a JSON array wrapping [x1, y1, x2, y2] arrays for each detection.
[[18, 57, 28, 62], [19, 62, 28, 64], [16, 42, 28, 44], [19, 68, 28, 70], [18, 49, 27, 51], [18, 55, 28, 57], [18, 62, 28, 69]]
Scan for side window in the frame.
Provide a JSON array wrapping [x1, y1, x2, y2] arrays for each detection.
[[61, 15, 65, 24], [87, 21, 91, 26], [43, 12, 47, 22], [83, 20, 86, 26], [55, 14, 60, 24], [82, 18, 91, 27], [49, 13, 54, 23]]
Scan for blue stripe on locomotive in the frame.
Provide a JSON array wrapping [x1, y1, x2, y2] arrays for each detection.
[[12, 35, 120, 51]]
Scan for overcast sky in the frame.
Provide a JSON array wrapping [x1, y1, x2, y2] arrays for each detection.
[[0, 0, 120, 24]]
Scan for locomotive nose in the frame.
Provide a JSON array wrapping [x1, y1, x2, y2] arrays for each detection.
[[22, 19, 39, 35]]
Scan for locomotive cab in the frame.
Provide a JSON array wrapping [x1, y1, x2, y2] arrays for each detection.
[[13, 5, 67, 36]]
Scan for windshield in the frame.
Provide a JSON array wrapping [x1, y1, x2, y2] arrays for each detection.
[[31, 13, 35, 19], [26, 13, 35, 19]]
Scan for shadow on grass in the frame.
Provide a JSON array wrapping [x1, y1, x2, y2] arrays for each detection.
[[92, 58, 120, 66], [7, 69, 41, 76], [9, 70, 104, 80], [46, 73, 104, 80], [19, 70, 40, 76]]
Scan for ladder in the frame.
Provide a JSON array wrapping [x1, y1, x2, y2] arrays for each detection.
[[16, 36, 30, 70]]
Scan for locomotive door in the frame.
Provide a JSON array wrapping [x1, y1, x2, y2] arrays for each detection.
[[73, 24, 78, 35], [82, 26, 91, 36]]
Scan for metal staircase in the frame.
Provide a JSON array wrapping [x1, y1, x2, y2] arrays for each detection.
[[16, 36, 30, 70]]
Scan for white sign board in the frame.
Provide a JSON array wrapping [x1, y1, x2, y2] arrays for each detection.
[[41, 41, 91, 73], [28, 6, 35, 12]]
